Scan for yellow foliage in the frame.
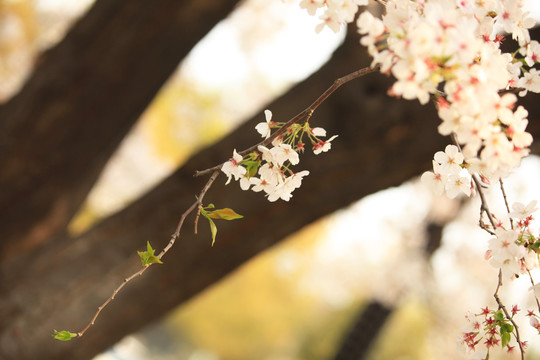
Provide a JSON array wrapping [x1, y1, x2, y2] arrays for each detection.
[[0, 0, 37, 100], [142, 82, 229, 166], [166, 220, 343, 360], [366, 299, 431, 360]]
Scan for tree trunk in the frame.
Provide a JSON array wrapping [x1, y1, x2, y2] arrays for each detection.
[[1, 5, 540, 360], [0, 0, 241, 260], [333, 302, 394, 360]]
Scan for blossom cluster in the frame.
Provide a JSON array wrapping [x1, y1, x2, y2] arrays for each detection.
[[292, 0, 540, 357], [298, 0, 539, 190], [461, 306, 523, 357], [221, 110, 338, 201], [420, 144, 471, 199], [484, 200, 540, 280], [298, 0, 368, 33], [459, 200, 540, 357], [357, 0, 537, 185]]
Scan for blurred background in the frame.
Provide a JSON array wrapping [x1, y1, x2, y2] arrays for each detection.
[[2, 0, 540, 359]]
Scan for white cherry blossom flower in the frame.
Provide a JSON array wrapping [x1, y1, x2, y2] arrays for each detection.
[[311, 127, 327, 137], [267, 170, 310, 202], [531, 283, 540, 300], [509, 200, 538, 219], [524, 40, 540, 66], [249, 176, 274, 194], [271, 144, 299, 166], [221, 149, 246, 185], [299, 0, 324, 16], [517, 68, 540, 96], [433, 145, 464, 175], [445, 174, 471, 199], [255, 110, 274, 139], [421, 161, 447, 196], [313, 135, 338, 154], [257, 145, 275, 164], [239, 173, 251, 191], [487, 228, 525, 279]]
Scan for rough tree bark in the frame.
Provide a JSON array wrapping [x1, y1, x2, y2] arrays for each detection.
[[334, 302, 394, 360], [0, 0, 241, 260], [1, 2, 540, 360]]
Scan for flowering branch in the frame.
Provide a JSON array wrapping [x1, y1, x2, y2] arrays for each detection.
[[54, 171, 220, 340], [56, 1, 540, 355], [194, 66, 378, 177], [55, 65, 380, 341], [499, 179, 513, 230], [493, 270, 525, 360]]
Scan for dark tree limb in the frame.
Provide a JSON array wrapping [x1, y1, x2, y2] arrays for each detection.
[[331, 200, 463, 359], [0, 0, 241, 260], [333, 302, 393, 360], [2, 15, 540, 360]]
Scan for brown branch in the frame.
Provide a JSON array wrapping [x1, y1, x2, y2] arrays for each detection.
[[450, 133, 524, 357], [472, 174, 497, 230], [194, 66, 379, 177], [76, 170, 220, 338], [493, 270, 525, 359], [449, 133, 497, 232], [499, 179, 514, 230], [76, 66, 380, 338]]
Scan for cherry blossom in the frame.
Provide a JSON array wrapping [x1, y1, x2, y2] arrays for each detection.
[[221, 149, 246, 185], [509, 200, 538, 219], [434, 145, 464, 175], [255, 109, 274, 139], [313, 135, 338, 154], [292, 0, 540, 356], [420, 161, 447, 196]]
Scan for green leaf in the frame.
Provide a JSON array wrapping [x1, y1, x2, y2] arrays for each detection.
[[494, 310, 505, 321], [206, 208, 243, 220], [200, 205, 243, 246], [243, 160, 261, 177], [53, 330, 78, 341], [208, 217, 217, 246], [500, 329, 511, 348], [531, 241, 540, 251], [137, 241, 163, 266], [500, 322, 514, 333]]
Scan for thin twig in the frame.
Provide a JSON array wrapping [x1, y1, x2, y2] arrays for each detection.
[[526, 269, 540, 313], [194, 66, 379, 177], [450, 138, 524, 358], [493, 270, 525, 359], [73, 66, 379, 339], [455, 129, 523, 357], [499, 179, 513, 230], [450, 133, 497, 231], [77, 170, 220, 337], [472, 174, 497, 230]]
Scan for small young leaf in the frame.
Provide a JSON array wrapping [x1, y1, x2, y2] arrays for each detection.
[[200, 204, 242, 245], [206, 208, 243, 220], [200, 207, 209, 218], [500, 322, 514, 333], [243, 160, 261, 177], [500, 329, 511, 348], [53, 330, 78, 341], [494, 310, 505, 321], [208, 217, 217, 246], [137, 241, 163, 266]]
